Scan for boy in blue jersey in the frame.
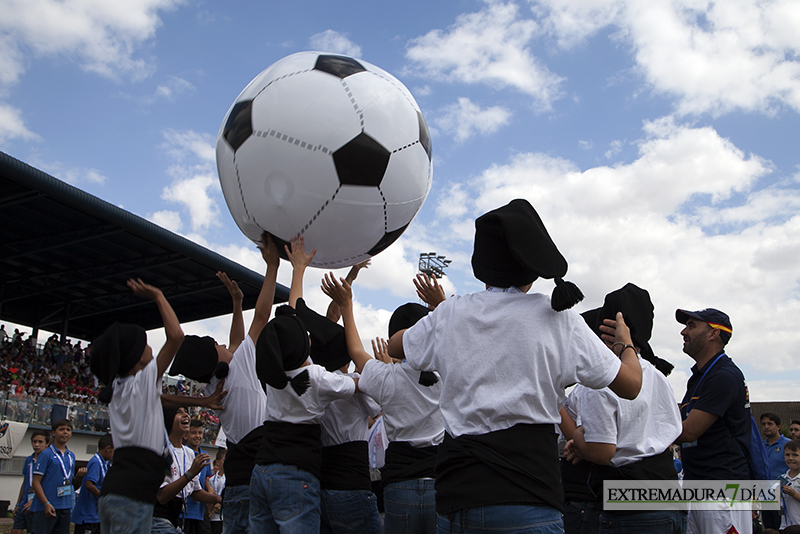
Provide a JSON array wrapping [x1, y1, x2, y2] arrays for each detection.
[[183, 419, 213, 534], [11, 430, 49, 534], [72, 433, 114, 534], [31, 419, 77, 534]]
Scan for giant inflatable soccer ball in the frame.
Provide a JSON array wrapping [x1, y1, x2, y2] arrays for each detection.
[[215, 51, 432, 268]]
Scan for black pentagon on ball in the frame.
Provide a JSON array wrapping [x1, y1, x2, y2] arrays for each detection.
[[223, 100, 253, 152], [368, 223, 410, 257], [314, 55, 367, 79], [333, 132, 391, 187], [417, 111, 432, 161]]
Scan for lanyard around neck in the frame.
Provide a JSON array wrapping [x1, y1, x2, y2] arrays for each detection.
[[49, 444, 72, 481], [686, 352, 726, 413]]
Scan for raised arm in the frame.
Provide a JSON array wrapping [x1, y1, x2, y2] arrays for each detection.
[[320, 273, 373, 373], [127, 278, 184, 378], [326, 259, 370, 321], [248, 232, 281, 342], [599, 312, 642, 400], [285, 235, 317, 309], [217, 271, 244, 352], [161, 380, 228, 411]]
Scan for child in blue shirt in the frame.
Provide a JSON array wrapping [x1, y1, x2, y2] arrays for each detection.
[[72, 433, 114, 534], [31, 419, 76, 534], [11, 429, 49, 534]]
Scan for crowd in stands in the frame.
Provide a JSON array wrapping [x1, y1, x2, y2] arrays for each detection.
[[1, 326, 101, 404]]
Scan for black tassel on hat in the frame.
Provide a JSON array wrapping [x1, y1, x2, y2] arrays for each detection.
[[471, 199, 583, 311], [551, 277, 584, 312]]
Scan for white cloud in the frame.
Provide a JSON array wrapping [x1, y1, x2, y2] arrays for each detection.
[[159, 129, 221, 232], [604, 139, 624, 159], [0, 0, 186, 84], [435, 97, 512, 141], [308, 30, 362, 58], [0, 103, 39, 143], [153, 76, 195, 101], [149, 210, 183, 232], [533, 0, 800, 116], [405, 1, 564, 109], [31, 158, 108, 185]]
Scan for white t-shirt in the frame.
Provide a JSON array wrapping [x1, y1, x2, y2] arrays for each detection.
[[203, 336, 266, 444], [403, 290, 622, 439], [358, 359, 445, 448], [162, 443, 202, 500], [265, 363, 355, 424], [781, 470, 800, 528], [320, 370, 381, 447], [109, 357, 165, 454], [575, 358, 682, 467]]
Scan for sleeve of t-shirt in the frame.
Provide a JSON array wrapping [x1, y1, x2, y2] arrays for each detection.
[[563, 386, 583, 424], [690, 368, 741, 418], [579, 388, 620, 445], [357, 359, 395, 405], [570, 319, 622, 390], [362, 392, 382, 418], [401, 307, 440, 372], [84, 458, 102, 484], [316, 369, 356, 405], [33, 450, 50, 476]]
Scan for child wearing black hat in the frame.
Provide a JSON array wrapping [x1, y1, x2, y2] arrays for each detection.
[[321, 275, 445, 534], [166, 233, 281, 534], [562, 284, 685, 533], [386, 199, 644, 533], [249, 236, 358, 533], [90, 279, 185, 534]]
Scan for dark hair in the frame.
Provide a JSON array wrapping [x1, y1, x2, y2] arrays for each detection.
[[786, 440, 800, 453], [215, 449, 226, 462], [31, 429, 50, 443], [761, 412, 781, 426], [189, 418, 204, 429], [51, 418, 73, 431], [791, 420, 800, 427], [98, 433, 114, 450]]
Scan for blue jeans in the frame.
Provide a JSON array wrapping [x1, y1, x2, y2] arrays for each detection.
[[599, 510, 687, 534], [383, 479, 437, 534], [222, 485, 251, 534], [563, 501, 600, 534], [320, 489, 381, 534], [150, 518, 180, 534], [437, 504, 563, 534], [249, 463, 321, 534], [98, 495, 154, 534]]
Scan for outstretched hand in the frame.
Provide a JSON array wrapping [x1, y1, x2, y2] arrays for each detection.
[[414, 273, 446, 309], [203, 380, 228, 411], [346, 259, 371, 283], [258, 232, 280, 266], [599, 312, 634, 354], [127, 278, 164, 301], [321, 272, 352, 309], [371, 337, 395, 364], [286, 235, 316, 270], [216, 272, 243, 302]]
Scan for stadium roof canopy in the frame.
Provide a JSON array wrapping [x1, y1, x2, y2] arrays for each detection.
[[0, 150, 289, 342]]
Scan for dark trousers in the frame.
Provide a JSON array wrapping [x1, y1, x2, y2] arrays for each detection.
[[32, 509, 71, 534]]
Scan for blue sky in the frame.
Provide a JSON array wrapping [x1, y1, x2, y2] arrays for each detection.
[[1, 0, 799, 401]]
